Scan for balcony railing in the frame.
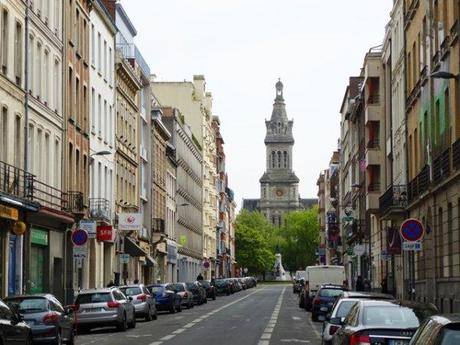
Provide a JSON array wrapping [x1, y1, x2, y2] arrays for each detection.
[[379, 184, 408, 215], [26, 175, 68, 211], [89, 198, 111, 221], [432, 148, 451, 185], [0, 160, 30, 198], [453, 138, 460, 171], [116, 43, 151, 78], [408, 165, 430, 202], [367, 182, 381, 193], [66, 191, 85, 214], [367, 139, 380, 149]]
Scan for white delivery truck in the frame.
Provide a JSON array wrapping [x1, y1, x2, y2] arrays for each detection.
[[302, 265, 346, 311]]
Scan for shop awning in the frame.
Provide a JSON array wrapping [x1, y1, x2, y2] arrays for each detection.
[[124, 237, 145, 257], [145, 255, 157, 267]]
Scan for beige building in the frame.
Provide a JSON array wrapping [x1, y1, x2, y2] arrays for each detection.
[[152, 76, 218, 279]]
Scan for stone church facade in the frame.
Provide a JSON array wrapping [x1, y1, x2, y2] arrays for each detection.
[[243, 80, 316, 225]]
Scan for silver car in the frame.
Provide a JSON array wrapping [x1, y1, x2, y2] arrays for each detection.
[[74, 288, 136, 332], [120, 285, 157, 321]]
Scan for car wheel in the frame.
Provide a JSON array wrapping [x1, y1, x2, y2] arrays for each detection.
[[117, 313, 127, 332], [145, 307, 153, 322], [54, 330, 63, 345], [203, 298, 207, 304], [128, 314, 136, 329]]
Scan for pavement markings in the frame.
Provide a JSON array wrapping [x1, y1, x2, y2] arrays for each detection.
[[257, 287, 286, 345], [148, 287, 264, 345], [280, 340, 310, 343]]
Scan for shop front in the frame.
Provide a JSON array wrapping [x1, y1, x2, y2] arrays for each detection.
[[29, 227, 49, 293]]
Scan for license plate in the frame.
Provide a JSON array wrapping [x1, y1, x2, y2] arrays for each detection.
[[318, 315, 325, 321], [84, 308, 102, 313], [320, 307, 328, 312], [389, 340, 409, 345]]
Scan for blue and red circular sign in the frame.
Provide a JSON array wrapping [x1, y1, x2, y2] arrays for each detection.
[[400, 218, 425, 242], [72, 229, 88, 246]]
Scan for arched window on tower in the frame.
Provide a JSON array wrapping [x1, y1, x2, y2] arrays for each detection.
[[278, 122, 281, 133], [271, 151, 276, 168], [283, 151, 287, 168], [277, 151, 281, 168]]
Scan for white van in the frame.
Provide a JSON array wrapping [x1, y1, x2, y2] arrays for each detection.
[[303, 265, 346, 310]]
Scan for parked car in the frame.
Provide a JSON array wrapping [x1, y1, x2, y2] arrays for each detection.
[[245, 277, 257, 288], [331, 300, 438, 345], [199, 281, 216, 300], [119, 284, 157, 321], [322, 292, 395, 344], [5, 294, 74, 345], [170, 283, 194, 309], [147, 284, 182, 313], [311, 284, 348, 322], [213, 279, 232, 295], [73, 288, 136, 332], [238, 278, 247, 290], [302, 265, 346, 311], [410, 314, 460, 345], [293, 278, 305, 294], [229, 278, 242, 293], [186, 282, 207, 305], [0, 299, 32, 344]]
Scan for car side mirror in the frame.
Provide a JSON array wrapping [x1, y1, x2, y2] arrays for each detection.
[[329, 317, 343, 326]]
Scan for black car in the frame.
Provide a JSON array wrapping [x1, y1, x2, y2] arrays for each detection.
[[331, 300, 438, 345], [199, 281, 216, 300], [185, 282, 207, 305], [5, 294, 74, 345], [311, 285, 347, 322], [0, 299, 32, 344], [410, 314, 460, 345], [213, 279, 231, 295]]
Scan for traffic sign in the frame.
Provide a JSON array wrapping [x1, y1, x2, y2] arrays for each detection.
[[72, 229, 88, 246], [400, 219, 425, 242], [402, 241, 423, 251], [119, 253, 130, 264]]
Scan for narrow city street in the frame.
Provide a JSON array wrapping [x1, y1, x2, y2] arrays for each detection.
[[75, 285, 322, 345]]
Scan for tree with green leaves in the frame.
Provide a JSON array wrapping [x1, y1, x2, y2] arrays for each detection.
[[277, 206, 319, 272], [235, 210, 276, 278]]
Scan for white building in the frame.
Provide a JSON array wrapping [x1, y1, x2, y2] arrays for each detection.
[[87, 0, 117, 288]]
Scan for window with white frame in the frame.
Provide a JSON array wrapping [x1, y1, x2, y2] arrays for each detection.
[[91, 24, 95, 65], [91, 88, 95, 132], [103, 40, 107, 79], [44, 50, 49, 104], [1, 9, 9, 74], [14, 21, 22, 85], [36, 42, 42, 97], [97, 32, 101, 72]]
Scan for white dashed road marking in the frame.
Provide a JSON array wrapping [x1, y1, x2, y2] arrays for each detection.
[[257, 287, 286, 345], [148, 287, 264, 345]]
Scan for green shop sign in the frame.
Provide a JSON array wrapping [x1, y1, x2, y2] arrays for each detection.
[[31, 228, 49, 246]]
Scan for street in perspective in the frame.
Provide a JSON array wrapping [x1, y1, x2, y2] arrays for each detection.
[[0, 0, 459, 344]]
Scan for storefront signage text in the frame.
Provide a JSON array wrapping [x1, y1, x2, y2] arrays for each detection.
[[31, 228, 48, 246]]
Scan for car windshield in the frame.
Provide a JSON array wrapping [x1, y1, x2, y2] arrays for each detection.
[[173, 284, 185, 292], [76, 293, 112, 304], [319, 289, 344, 298], [6, 298, 48, 314], [149, 286, 163, 293], [363, 306, 423, 328], [120, 287, 142, 296], [440, 325, 460, 345], [335, 301, 357, 318]]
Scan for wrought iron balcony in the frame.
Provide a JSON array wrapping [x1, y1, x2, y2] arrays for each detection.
[[116, 43, 151, 79], [89, 198, 111, 221], [65, 191, 85, 215], [408, 165, 430, 203], [0, 160, 30, 198], [453, 138, 460, 171], [432, 147, 450, 185], [379, 184, 408, 215]]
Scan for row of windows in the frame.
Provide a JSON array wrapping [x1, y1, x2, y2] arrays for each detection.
[[90, 162, 113, 204], [32, 0, 62, 36], [91, 25, 114, 86], [116, 102, 137, 151], [116, 161, 137, 207], [0, 8, 23, 86], [0, 107, 22, 168], [91, 89, 114, 145], [28, 34, 62, 113], [270, 150, 289, 169], [67, 142, 88, 198]]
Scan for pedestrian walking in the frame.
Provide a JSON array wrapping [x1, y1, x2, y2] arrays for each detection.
[[197, 273, 204, 281], [355, 275, 364, 291]]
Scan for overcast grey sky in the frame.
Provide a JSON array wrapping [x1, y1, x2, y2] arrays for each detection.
[[122, 0, 393, 205]]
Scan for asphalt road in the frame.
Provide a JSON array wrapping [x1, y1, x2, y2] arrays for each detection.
[[75, 284, 322, 345]]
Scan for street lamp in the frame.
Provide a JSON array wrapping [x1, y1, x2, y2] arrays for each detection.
[[90, 150, 112, 164]]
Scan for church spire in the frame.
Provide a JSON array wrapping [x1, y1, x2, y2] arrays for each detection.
[[275, 78, 284, 102]]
